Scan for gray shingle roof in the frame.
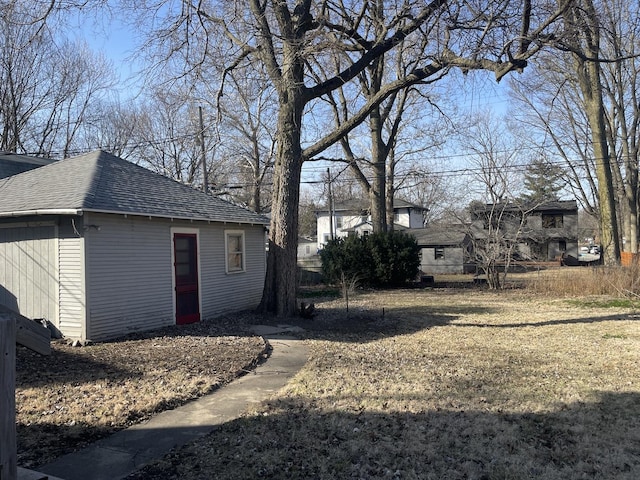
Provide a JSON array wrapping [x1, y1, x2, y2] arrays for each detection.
[[471, 200, 578, 214], [406, 226, 470, 246], [0, 150, 269, 225]]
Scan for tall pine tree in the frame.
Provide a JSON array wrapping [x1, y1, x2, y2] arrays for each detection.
[[521, 158, 566, 204]]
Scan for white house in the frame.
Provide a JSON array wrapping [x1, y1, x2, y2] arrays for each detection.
[[316, 198, 427, 250], [0, 151, 269, 341]]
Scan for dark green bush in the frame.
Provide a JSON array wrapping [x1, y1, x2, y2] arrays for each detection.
[[320, 231, 420, 287], [368, 231, 421, 286], [320, 235, 370, 285]]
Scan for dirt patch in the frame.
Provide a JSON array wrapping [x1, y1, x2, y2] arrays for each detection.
[[16, 315, 268, 468]]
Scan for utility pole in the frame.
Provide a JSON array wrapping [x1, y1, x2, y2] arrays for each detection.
[[327, 167, 334, 240], [198, 106, 208, 193]]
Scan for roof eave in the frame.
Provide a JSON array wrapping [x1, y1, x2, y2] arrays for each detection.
[[81, 208, 270, 226], [0, 209, 83, 218], [0, 207, 270, 226]]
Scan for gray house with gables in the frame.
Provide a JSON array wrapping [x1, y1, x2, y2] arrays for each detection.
[[470, 200, 579, 262], [0, 151, 269, 341]]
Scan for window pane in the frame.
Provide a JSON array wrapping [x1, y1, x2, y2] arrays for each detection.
[[175, 237, 190, 251], [176, 251, 190, 264], [228, 253, 242, 270], [176, 264, 191, 276], [227, 235, 239, 252], [542, 214, 563, 228], [226, 232, 244, 272]]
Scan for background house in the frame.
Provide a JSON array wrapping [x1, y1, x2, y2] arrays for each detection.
[[297, 236, 322, 285], [297, 236, 317, 259], [408, 226, 474, 275], [0, 150, 269, 341], [316, 198, 427, 250], [470, 200, 579, 262], [0, 152, 55, 178]]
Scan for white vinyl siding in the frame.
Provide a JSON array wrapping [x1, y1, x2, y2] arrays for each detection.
[[0, 213, 265, 341], [200, 225, 266, 318], [84, 214, 265, 341], [85, 213, 174, 341], [0, 224, 58, 323], [58, 219, 86, 339]]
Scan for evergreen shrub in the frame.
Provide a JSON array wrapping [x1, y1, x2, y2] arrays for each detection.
[[320, 231, 420, 287]]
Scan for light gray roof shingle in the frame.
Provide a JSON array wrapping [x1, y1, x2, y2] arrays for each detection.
[[406, 226, 470, 246], [0, 150, 269, 225], [472, 200, 578, 214]]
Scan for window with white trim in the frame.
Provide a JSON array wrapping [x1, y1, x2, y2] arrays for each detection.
[[225, 230, 245, 273]]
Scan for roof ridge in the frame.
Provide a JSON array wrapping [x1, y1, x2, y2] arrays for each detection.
[[80, 151, 107, 209]]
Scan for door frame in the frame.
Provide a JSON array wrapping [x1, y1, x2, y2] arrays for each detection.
[[170, 227, 202, 325]]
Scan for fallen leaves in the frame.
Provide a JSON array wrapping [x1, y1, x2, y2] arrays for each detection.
[[15, 317, 267, 468]]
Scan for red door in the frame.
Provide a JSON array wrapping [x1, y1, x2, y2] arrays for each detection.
[[173, 233, 200, 324]]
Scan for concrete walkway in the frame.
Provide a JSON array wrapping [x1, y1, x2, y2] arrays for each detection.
[[35, 326, 308, 480]]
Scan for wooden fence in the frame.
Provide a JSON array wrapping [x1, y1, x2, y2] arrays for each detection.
[[1, 314, 17, 480], [0, 312, 50, 480]]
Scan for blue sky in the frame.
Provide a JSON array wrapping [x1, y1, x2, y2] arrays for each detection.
[[69, 9, 143, 93]]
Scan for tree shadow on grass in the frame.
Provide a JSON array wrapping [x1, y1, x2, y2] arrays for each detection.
[[16, 319, 270, 469], [18, 421, 117, 470], [278, 306, 458, 343], [127, 390, 640, 480], [260, 300, 497, 343], [453, 312, 640, 329], [16, 346, 144, 467]]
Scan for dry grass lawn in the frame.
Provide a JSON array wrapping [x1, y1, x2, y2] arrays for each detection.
[[128, 285, 640, 480]]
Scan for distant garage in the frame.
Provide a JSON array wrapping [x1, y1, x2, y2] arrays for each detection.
[[0, 150, 269, 342], [407, 226, 474, 275]]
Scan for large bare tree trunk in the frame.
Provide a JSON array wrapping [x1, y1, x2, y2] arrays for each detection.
[[369, 110, 387, 233], [260, 94, 305, 315], [587, 97, 621, 264], [386, 152, 396, 231], [255, 0, 308, 316], [568, 0, 620, 265], [603, 0, 640, 254]]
